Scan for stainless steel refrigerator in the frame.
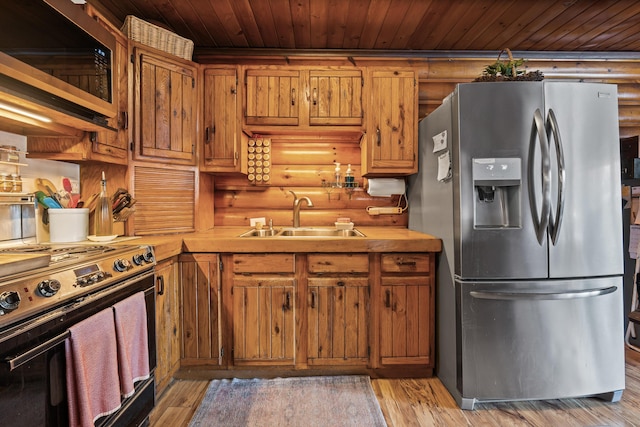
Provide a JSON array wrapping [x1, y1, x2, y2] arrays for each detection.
[[408, 82, 625, 410]]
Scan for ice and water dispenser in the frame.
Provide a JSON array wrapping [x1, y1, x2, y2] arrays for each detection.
[[472, 158, 521, 228]]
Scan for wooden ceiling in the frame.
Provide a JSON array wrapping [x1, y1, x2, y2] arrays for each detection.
[[90, 0, 640, 53]]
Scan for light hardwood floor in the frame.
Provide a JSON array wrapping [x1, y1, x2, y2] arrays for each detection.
[[150, 348, 640, 426]]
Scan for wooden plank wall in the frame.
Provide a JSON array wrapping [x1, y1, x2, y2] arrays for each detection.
[[203, 54, 640, 229], [213, 135, 406, 227]]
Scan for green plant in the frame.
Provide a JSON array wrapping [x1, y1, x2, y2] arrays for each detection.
[[483, 48, 524, 77]]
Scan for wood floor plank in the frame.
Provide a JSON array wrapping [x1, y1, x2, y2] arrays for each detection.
[[151, 349, 640, 426]]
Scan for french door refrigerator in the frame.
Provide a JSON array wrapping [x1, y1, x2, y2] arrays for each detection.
[[408, 82, 625, 410]]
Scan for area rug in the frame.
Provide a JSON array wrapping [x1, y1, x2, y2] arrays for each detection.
[[188, 375, 387, 427]]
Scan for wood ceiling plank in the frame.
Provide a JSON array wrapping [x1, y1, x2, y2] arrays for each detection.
[[372, 0, 411, 49], [290, 0, 311, 48], [448, 0, 518, 50], [204, 0, 250, 48], [557, 1, 640, 50], [594, 10, 640, 50], [326, 0, 351, 49], [359, 0, 393, 49], [407, 0, 457, 50], [388, 0, 435, 49], [228, 0, 265, 47], [480, 0, 557, 50], [248, 0, 281, 47], [432, 0, 493, 50], [309, 0, 330, 49], [269, 0, 296, 48], [342, 0, 372, 49]]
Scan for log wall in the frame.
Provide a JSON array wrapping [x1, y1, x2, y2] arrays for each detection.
[[208, 54, 640, 228]]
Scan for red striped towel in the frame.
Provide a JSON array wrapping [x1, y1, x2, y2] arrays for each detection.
[[65, 308, 122, 427], [113, 291, 150, 398]]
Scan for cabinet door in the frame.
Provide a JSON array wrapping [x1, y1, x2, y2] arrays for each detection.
[[245, 69, 300, 125], [202, 67, 241, 172], [307, 277, 369, 365], [155, 257, 180, 394], [363, 69, 417, 176], [233, 277, 295, 365], [180, 254, 222, 365], [309, 70, 363, 126], [134, 48, 197, 164], [380, 276, 431, 365]]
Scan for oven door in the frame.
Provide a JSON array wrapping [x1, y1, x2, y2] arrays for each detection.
[[0, 335, 68, 426], [0, 270, 156, 427]]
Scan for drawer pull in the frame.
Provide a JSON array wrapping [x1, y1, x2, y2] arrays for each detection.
[[397, 261, 417, 267], [337, 281, 345, 287], [385, 289, 391, 308]]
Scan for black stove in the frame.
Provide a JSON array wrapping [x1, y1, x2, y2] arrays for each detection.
[[0, 243, 155, 332]]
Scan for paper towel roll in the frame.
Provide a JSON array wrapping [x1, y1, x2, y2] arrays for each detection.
[[366, 178, 405, 197]]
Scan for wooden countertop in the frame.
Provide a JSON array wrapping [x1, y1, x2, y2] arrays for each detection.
[[132, 227, 441, 261]]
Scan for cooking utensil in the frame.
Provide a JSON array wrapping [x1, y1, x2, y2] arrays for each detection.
[[35, 191, 62, 209], [35, 178, 58, 196], [62, 177, 77, 208]]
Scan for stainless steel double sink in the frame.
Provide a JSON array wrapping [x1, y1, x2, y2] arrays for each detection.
[[239, 227, 365, 238]]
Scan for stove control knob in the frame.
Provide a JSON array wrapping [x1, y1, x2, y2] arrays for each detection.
[[0, 291, 21, 313], [37, 279, 61, 297], [114, 258, 131, 272], [132, 253, 144, 266], [143, 249, 154, 263]]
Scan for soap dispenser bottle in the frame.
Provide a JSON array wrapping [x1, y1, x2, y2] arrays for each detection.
[[345, 164, 354, 188], [334, 162, 342, 188]]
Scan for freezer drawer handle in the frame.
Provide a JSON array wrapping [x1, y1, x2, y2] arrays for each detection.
[[470, 286, 617, 301]]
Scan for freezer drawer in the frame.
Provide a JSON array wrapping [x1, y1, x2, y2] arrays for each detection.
[[457, 277, 625, 409]]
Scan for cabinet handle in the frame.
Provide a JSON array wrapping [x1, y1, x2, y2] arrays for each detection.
[[205, 126, 215, 143], [385, 289, 391, 308], [157, 275, 165, 296], [291, 88, 296, 106], [311, 290, 316, 308], [121, 111, 128, 130], [312, 88, 317, 106], [376, 127, 381, 146], [397, 260, 417, 267], [285, 291, 291, 310]]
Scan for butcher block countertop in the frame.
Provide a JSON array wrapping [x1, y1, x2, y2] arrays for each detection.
[[132, 227, 441, 261]]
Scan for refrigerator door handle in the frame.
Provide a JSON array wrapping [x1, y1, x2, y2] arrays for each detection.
[[547, 108, 566, 245], [470, 286, 617, 301], [529, 109, 552, 244]]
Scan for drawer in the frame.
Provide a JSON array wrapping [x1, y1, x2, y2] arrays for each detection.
[[381, 253, 431, 273], [308, 254, 369, 273], [233, 254, 295, 273]]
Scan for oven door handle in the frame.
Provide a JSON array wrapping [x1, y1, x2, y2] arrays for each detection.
[[3, 331, 70, 371]]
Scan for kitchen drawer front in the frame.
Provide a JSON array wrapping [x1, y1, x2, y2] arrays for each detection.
[[307, 254, 369, 274], [381, 253, 430, 274], [232, 254, 295, 274]]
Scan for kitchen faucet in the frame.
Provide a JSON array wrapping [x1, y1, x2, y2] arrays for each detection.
[[289, 190, 314, 228]]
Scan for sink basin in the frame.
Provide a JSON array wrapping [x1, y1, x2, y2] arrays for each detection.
[[277, 227, 365, 237], [239, 227, 365, 238], [238, 228, 280, 237]]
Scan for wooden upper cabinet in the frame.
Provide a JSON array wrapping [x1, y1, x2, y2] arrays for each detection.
[[361, 69, 418, 177], [133, 46, 197, 165], [244, 69, 300, 126], [308, 70, 363, 126], [202, 67, 244, 172]]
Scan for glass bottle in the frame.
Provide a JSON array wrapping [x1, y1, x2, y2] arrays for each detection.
[[94, 171, 113, 236]]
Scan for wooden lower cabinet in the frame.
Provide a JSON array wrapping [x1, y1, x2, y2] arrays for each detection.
[[155, 257, 180, 395], [306, 254, 369, 366], [174, 251, 434, 376], [179, 253, 223, 366], [378, 253, 434, 366], [230, 254, 296, 366], [232, 277, 295, 365]]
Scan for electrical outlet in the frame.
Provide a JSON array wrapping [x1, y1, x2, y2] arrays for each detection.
[[367, 207, 403, 215]]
